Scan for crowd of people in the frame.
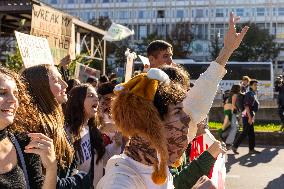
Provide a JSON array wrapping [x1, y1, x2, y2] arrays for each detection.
[[0, 13, 248, 189]]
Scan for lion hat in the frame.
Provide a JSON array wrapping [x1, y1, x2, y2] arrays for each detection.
[[111, 67, 190, 185]]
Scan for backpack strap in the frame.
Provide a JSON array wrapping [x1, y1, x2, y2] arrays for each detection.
[[8, 132, 30, 189]]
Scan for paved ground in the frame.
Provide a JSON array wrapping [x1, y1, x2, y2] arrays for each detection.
[[225, 145, 284, 189]]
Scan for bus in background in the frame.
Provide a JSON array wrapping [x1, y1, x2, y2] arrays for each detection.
[[133, 60, 274, 100], [174, 60, 274, 100]]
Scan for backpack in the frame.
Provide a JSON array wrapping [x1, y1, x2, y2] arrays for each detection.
[[222, 90, 231, 104], [236, 93, 245, 112]]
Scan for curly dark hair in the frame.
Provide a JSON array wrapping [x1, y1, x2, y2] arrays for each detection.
[[154, 65, 190, 119], [65, 84, 106, 164]]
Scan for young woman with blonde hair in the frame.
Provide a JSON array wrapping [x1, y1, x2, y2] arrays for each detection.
[[22, 64, 90, 188]]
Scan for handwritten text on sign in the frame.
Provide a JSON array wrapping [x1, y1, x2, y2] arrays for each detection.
[[31, 4, 73, 65], [15, 31, 54, 68]]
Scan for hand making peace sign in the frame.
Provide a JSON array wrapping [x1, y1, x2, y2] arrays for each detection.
[[216, 12, 249, 66], [224, 12, 249, 52]]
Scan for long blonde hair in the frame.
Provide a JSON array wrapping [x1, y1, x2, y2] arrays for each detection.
[[22, 64, 74, 169]]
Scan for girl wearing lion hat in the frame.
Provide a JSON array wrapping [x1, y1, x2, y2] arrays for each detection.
[[97, 13, 248, 189]]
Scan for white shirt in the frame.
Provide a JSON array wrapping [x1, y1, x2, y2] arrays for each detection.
[[96, 154, 174, 189], [97, 61, 227, 189], [77, 125, 92, 172]]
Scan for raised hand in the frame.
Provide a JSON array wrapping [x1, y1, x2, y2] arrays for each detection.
[[216, 12, 249, 66], [59, 54, 71, 68], [224, 12, 249, 52]]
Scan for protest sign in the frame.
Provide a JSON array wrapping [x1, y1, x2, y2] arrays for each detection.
[[124, 49, 137, 82], [75, 62, 100, 82], [31, 4, 74, 65], [190, 132, 227, 189], [15, 31, 54, 68]]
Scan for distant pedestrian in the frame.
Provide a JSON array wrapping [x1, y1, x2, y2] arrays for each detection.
[[275, 75, 284, 132], [240, 76, 250, 93], [232, 79, 260, 154], [221, 84, 241, 149]]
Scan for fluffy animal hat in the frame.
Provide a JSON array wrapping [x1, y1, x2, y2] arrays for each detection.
[[111, 68, 170, 184]]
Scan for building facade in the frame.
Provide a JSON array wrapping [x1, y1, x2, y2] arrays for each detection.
[[44, 0, 284, 63]]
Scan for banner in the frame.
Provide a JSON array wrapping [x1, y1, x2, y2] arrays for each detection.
[[15, 31, 54, 68], [31, 4, 74, 65], [190, 132, 227, 189], [75, 63, 100, 83], [103, 23, 134, 42]]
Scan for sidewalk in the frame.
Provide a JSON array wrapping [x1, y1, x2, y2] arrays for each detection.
[[226, 146, 284, 189], [210, 130, 284, 146]]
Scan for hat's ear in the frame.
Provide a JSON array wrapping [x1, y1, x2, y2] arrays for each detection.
[[111, 92, 168, 184]]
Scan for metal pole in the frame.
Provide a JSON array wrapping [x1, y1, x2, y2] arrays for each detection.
[[103, 39, 106, 75]]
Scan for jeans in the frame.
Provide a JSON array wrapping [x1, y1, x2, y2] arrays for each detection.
[[233, 117, 255, 150], [225, 113, 239, 145]]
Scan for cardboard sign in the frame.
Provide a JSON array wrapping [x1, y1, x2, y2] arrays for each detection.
[[31, 4, 74, 65], [75, 63, 100, 82], [15, 31, 54, 68], [124, 49, 137, 82], [190, 133, 226, 189]]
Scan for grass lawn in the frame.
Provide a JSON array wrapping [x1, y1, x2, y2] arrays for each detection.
[[209, 122, 282, 132]]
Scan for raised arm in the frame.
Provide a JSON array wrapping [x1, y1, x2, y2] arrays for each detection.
[[183, 12, 249, 137]]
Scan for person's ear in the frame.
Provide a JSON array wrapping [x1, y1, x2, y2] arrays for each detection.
[[149, 55, 155, 63]]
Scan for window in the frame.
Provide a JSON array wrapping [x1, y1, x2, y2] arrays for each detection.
[[177, 10, 184, 18], [279, 8, 284, 16], [101, 11, 109, 17], [85, 0, 92, 3], [256, 8, 265, 16], [139, 25, 147, 40], [50, 0, 57, 4], [273, 8, 277, 16], [119, 11, 128, 19], [103, 0, 109, 3], [196, 9, 204, 18], [157, 10, 165, 18], [68, 0, 74, 3], [215, 9, 224, 17], [236, 8, 244, 16], [156, 24, 166, 36], [245, 9, 250, 16], [138, 10, 145, 19], [121, 0, 127, 2]]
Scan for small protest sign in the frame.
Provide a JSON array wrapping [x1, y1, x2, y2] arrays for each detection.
[[190, 132, 227, 189], [75, 62, 100, 82], [124, 49, 137, 82], [15, 31, 54, 68]]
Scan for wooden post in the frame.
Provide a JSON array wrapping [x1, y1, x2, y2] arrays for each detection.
[[103, 39, 106, 75], [91, 36, 94, 56], [76, 32, 81, 55]]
